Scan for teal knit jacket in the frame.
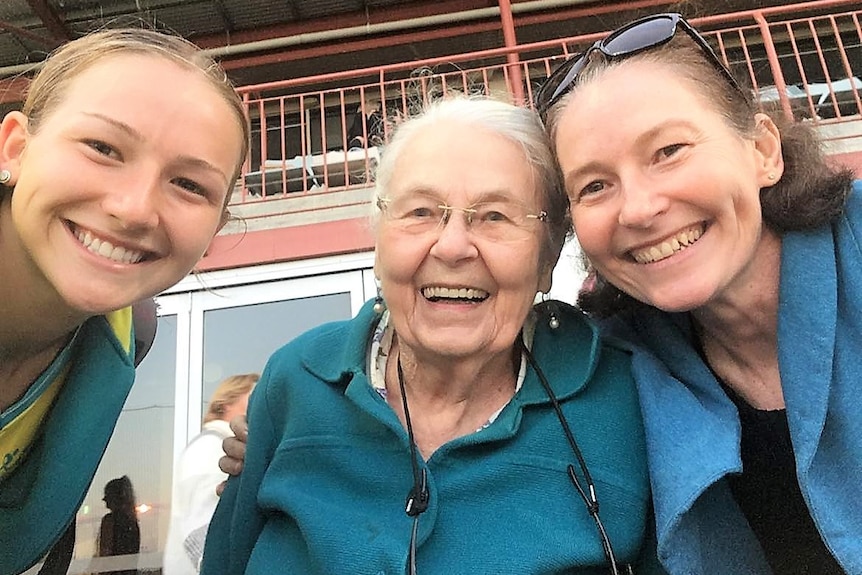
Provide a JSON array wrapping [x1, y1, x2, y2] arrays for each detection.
[[202, 300, 664, 575], [0, 313, 137, 575]]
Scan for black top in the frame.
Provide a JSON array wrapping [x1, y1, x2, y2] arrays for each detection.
[[98, 511, 140, 575], [346, 106, 384, 148], [723, 386, 845, 574]]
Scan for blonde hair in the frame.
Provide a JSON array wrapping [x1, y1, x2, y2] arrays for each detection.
[[22, 27, 250, 194], [203, 373, 258, 424]]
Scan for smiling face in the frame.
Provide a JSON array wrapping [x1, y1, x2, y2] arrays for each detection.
[[374, 120, 551, 361], [1, 53, 244, 315], [554, 60, 781, 312]]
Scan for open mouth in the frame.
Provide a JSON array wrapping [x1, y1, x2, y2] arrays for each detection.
[[421, 286, 490, 303], [68, 222, 149, 264], [630, 224, 705, 264]]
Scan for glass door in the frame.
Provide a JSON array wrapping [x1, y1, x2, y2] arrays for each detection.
[[191, 272, 367, 430]]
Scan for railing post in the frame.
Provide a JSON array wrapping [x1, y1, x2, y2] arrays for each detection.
[[498, 0, 525, 104], [754, 11, 795, 121]]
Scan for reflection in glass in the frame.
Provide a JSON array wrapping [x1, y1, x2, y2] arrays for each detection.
[[72, 315, 177, 572]]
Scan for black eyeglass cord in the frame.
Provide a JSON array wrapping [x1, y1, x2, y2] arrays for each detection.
[[394, 336, 632, 575], [396, 351, 429, 575], [520, 334, 626, 575]]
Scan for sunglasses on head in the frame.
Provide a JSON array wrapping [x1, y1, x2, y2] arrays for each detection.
[[534, 13, 744, 120]]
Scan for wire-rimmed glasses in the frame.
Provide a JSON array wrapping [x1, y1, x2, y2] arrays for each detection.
[[376, 194, 548, 242]]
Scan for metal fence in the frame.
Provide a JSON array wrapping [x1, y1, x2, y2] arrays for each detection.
[[230, 0, 861, 213]]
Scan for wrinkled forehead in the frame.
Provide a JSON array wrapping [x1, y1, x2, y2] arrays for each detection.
[[389, 120, 540, 203]]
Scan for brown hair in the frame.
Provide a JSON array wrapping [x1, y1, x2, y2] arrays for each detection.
[[103, 475, 137, 515], [21, 27, 250, 201], [543, 32, 855, 318], [203, 373, 258, 424]]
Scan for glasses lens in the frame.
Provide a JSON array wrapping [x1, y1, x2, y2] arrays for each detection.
[[469, 201, 544, 242], [602, 15, 677, 56], [380, 195, 445, 234]]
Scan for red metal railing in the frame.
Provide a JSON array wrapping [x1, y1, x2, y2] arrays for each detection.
[[230, 0, 861, 215]]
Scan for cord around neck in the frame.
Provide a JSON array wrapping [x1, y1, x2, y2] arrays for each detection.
[[396, 349, 429, 575]]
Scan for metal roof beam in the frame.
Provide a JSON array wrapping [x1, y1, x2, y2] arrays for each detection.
[[284, 0, 301, 21], [0, 19, 59, 49], [24, 0, 71, 44], [192, 0, 494, 48], [209, 0, 235, 35]]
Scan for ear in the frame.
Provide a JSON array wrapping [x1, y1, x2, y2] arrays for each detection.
[[537, 236, 566, 294], [0, 111, 29, 185], [752, 113, 784, 187]]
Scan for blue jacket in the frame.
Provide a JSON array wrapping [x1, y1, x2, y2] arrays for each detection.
[[0, 311, 137, 575], [603, 181, 862, 574], [203, 300, 664, 575]]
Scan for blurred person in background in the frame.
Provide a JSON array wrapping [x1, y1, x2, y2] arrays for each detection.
[[97, 475, 140, 575], [163, 374, 258, 575]]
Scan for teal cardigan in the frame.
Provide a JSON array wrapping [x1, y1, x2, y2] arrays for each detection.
[[0, 314, 136, 575], [203, 300, 663, 574], [604, 181, 862, 574]]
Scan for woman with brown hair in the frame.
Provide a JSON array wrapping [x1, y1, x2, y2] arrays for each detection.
[[97, 476, 141, 575], [537, 12, 859, 574]]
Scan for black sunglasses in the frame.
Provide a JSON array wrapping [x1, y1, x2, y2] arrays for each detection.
[[534, 13, 743, 120]]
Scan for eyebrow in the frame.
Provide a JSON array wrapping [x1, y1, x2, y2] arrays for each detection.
[[83, 112, 144, 142], [82, 112, 230, 187], [173, 155, 231, 188], [564, 162, 604, 193], [631, 119, 698, 149]]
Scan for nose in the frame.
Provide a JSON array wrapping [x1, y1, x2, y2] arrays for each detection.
[[616, 179, 669, 228], [101, 169, 161, 230], [429, 209, 479, 263]]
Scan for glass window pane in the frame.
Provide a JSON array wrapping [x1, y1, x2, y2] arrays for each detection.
[[201, 293, 352, 412], [70, 314, 177, 573]]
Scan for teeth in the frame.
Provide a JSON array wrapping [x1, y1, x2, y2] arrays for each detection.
[[632, 226, 703, 264], [75, 228, 145, 264], [422, 286, 489, 300]]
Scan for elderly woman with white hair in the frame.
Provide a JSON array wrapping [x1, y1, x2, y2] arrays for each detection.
[[201, 96, 663, 575]]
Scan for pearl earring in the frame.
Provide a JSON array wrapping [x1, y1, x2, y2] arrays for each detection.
[[548, 305, 560, 330], [0, 169, 10, 185], [372, 280, 385, 314], [540, 293, 560, 330]]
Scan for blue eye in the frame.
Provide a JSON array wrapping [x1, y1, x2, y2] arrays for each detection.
[[86, 140, 119, 158], [481, 210, 508, 222], [580, 181, 606, 197], [657, 143, 685, 160], [408, 206, 436, 219], [173, 177, 207, 197], [389, 197, 442, 221]]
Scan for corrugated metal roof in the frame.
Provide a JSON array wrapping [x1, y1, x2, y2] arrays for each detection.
[[0, 0, 843, 93]]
